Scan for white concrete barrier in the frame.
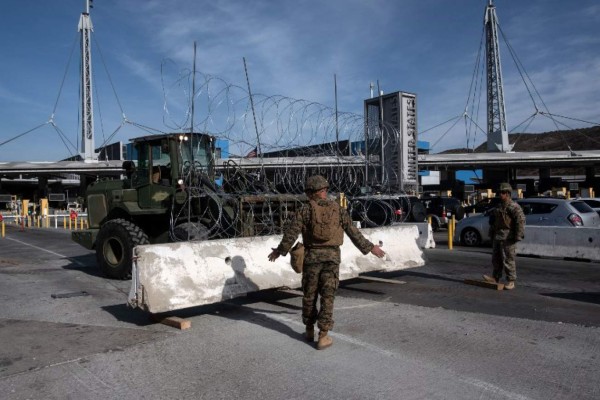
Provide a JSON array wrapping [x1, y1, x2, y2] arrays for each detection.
[[128, 225, 425, 313], [412, 222, 435, 249], [518, 226, 600, 261]]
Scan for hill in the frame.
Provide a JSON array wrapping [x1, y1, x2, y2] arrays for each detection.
[[439, 126, 600, 154]]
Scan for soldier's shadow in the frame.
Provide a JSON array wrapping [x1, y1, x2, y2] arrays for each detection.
[[217, 255, 312, 347]]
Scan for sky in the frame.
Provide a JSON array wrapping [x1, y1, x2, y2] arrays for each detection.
[[0, 0, 599, 161]]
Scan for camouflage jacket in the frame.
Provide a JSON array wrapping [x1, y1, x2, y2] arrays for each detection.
[[276, 198, 374, 264], [488, 199, 526, 242]]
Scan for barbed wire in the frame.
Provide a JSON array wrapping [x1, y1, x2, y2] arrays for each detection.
[[155, 68, 421, 240]]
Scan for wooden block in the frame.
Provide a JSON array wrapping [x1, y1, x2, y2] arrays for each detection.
[[357, 276, 407, 285], [464, 279, 504, 291], [152, 316, 191, 330]]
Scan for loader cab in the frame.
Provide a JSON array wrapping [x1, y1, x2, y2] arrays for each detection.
[[132, 139, 171, 188], [131, 138, 173, 209], [130, 133, 215, 209]]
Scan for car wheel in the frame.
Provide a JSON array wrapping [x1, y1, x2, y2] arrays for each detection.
[[173, 222, 210, 241], [461, 228, 481, 247], [410, 202, 427, 222], [430, 216, 440, 232]]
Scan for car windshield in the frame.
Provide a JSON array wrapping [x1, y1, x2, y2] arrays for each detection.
[[517, 201, 557, 215], [582, 199, 600, 208], [180, 134, 213, 174], [570, 201, 595, 213]]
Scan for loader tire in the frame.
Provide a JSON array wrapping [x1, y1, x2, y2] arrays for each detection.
[[96, 219, 149, 279], [173, 222, 209, 241], [409, 202, 427, 222]]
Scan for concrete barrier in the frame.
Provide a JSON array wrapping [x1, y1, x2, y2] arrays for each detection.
[[412, 222, 435, 249], [128, 225, 425, 313], [518, 226, 600, 261]]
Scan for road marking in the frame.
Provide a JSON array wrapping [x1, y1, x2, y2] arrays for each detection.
[[336, 298, 392, 310], [5, 237, 86, 266], [356, 276, 407, 284], [253, 308, 533, 400], [459, 377, 532, 400]]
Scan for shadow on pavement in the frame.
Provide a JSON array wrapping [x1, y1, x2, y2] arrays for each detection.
[[381, 270, 465, 284], [541, 292, 600, 305], [104, 288, 312, 347], [216, 301, 312, 347], [61, 254, 105, 278], [102, 304, 159, 327], [339, 280, 386, 295]]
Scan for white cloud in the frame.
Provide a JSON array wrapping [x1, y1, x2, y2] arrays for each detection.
[[2, 0, 599, 160]]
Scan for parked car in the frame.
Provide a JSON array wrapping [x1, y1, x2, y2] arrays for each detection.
[[349, 194, 427, 227], [455, 197, 600, 247], [422, 196, 465, 231], [577, 197, 600, 217], [469, 197, 503, 214]]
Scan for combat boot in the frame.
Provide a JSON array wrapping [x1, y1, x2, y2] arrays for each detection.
[[305, 325, 315, 342], [317, 330, 333, 350], [504, 281, 515, 290], [482, 274, 498, 284]]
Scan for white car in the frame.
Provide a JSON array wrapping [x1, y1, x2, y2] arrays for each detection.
[[577, 197, 600, 217], [455, 198, 600, 247]]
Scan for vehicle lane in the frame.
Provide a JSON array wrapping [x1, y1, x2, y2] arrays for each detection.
[[0, 225, 172, 379], [1, 226, 599, 399], [338, 246, 600, 328]]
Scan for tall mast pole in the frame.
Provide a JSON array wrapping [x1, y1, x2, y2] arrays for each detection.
[[485, 0, 512, 152], [79, 0, 97, 162], [377, 81, 385, 186], [334, 73, 339, 156]]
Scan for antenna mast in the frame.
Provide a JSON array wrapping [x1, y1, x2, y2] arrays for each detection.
[[78, 0, 97, 162], [485, 0, 512, 152]]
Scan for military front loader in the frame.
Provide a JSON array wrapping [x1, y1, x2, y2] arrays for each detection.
[[72, 133, 302, 279]]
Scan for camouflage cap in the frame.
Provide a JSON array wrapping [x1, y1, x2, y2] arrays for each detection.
[[305, 175, 329, 192], [499, 182, 513, 192]]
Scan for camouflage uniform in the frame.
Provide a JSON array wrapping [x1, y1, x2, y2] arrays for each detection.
[[276, 199, 373, 331], [488, 198, 525, 282]]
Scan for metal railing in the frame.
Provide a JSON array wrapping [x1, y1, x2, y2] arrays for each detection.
[[0, 214, 89, 238]]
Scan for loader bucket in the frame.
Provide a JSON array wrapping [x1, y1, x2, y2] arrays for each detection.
[[128, 225, 424, 313]]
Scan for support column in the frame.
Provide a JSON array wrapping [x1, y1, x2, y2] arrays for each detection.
[[37, 176, 49, 199], [585, 166, 598, 197], [585, 166, 596, 184], [441, 169, 456, 191], [482, 168, 509, 188], [538, 167, 553, 193], [79, 175, 90, 200]]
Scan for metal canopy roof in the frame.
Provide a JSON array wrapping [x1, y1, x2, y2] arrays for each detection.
[[418, 150, 600, 169]]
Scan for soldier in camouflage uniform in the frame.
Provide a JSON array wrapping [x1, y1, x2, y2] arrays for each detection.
[[268, 175, 385, 349], [483, 183, 526, 290]]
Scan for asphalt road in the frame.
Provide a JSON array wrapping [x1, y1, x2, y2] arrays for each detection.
[[0, 225, 599, 400]]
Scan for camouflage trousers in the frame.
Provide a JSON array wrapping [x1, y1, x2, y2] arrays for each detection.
[[302, 261, 339, 331], [491, 240, 517, 282]]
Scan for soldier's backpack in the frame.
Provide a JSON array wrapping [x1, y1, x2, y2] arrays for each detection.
[[309, 199, 344, 246]]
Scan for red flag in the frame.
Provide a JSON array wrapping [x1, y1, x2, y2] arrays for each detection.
[[245, 147, 257, 158]]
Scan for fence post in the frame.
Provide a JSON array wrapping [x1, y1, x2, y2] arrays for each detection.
[[447, 215, 455, 250]]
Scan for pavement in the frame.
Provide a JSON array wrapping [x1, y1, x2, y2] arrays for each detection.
[[0, 224, 599, 400]]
